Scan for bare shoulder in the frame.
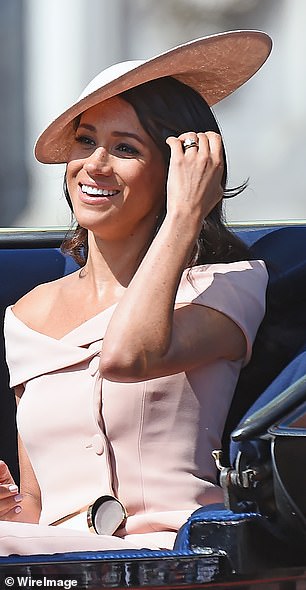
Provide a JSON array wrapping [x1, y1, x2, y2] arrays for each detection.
[[12, 271, 78, 333], [13, 281, 58, 321]]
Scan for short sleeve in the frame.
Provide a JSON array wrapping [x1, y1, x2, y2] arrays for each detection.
[[176, 260, 268, 365]]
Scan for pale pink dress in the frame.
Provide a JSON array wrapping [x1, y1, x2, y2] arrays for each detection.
[[0, 261, 267, 555]]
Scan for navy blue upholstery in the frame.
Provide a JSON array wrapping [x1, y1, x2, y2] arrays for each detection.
[[174, 505, 240, 551], [0, 547, 196, 564], [222, 225, 306, 455], [230, 341, 306, 465], [174, 506, 264, 552], [0, 248, 77, 306]]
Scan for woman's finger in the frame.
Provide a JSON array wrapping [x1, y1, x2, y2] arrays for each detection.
[[0, 476, 23, 520], [0, 488, 23, 519], [0, 503, 23, 520], [0, 483, 19, 499], [166, 135, 185, 157], [198, 132, 223, 167], [177, 132, 199, 155], [0, 460, 15, 486]]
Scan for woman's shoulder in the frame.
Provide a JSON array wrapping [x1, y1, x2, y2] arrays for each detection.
[[11, 272, 77, 334], [177, 259, 268, 307], [180, 259, 268, 287]]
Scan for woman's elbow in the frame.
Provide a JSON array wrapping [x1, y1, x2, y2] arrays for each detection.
[[99, 349, 147, 382]]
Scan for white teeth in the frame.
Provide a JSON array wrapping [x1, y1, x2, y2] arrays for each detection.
[[81, 184, 118, 196]]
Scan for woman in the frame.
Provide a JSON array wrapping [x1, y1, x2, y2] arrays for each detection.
[[0, 30, 271, 554]]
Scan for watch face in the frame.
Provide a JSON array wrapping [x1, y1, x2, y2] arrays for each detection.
[[87, 495, 127, 535]]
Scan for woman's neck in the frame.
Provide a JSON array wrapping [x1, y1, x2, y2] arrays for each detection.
[[79, 230, 152, 304]]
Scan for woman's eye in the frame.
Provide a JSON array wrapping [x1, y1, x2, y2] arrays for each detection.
[[116, 143, 139, 156], [75, 135, 95, 146]]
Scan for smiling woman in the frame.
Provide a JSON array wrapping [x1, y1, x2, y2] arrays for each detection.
[[0, 30, 271, 555]]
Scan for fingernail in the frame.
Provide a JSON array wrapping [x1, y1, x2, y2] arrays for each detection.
[[14, 494, 23, 503], [9, 485, 18, 493], [14, 506, 22, 514]]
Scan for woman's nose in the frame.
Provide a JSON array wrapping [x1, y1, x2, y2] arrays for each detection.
[[83, 147, 113, 176]]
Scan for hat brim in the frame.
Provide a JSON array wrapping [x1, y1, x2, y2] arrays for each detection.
[[35, 30, 272, 164]]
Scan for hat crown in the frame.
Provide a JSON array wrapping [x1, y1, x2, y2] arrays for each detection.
[[78, 60, 144, 101]]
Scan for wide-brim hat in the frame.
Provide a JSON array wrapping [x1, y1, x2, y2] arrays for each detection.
[[35, 29, 272, 164]]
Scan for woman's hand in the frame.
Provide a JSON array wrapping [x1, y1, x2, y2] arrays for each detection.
[[0, 460, 23, 520], [165, 132, 224, 228]]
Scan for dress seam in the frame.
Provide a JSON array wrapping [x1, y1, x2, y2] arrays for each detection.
[[137, 383, 147, 516]]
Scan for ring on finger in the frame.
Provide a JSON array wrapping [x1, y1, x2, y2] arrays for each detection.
[[183, 138, 199, 151]]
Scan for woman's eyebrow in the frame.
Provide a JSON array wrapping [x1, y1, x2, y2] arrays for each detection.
[[112, 131, 146, 146], [77, 123, 145, 145], [77, 123, 96, 132]]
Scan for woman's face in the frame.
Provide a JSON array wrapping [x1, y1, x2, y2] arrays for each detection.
[[66, 95, 166, 240]]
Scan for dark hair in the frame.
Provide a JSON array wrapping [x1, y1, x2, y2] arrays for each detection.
[[62, 76, 250, 266]]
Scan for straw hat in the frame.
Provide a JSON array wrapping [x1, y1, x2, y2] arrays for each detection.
[[35, 30, 272, 164]]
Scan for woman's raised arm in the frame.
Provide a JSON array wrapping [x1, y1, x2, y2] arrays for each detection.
[[101, 132, 246, 382]]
